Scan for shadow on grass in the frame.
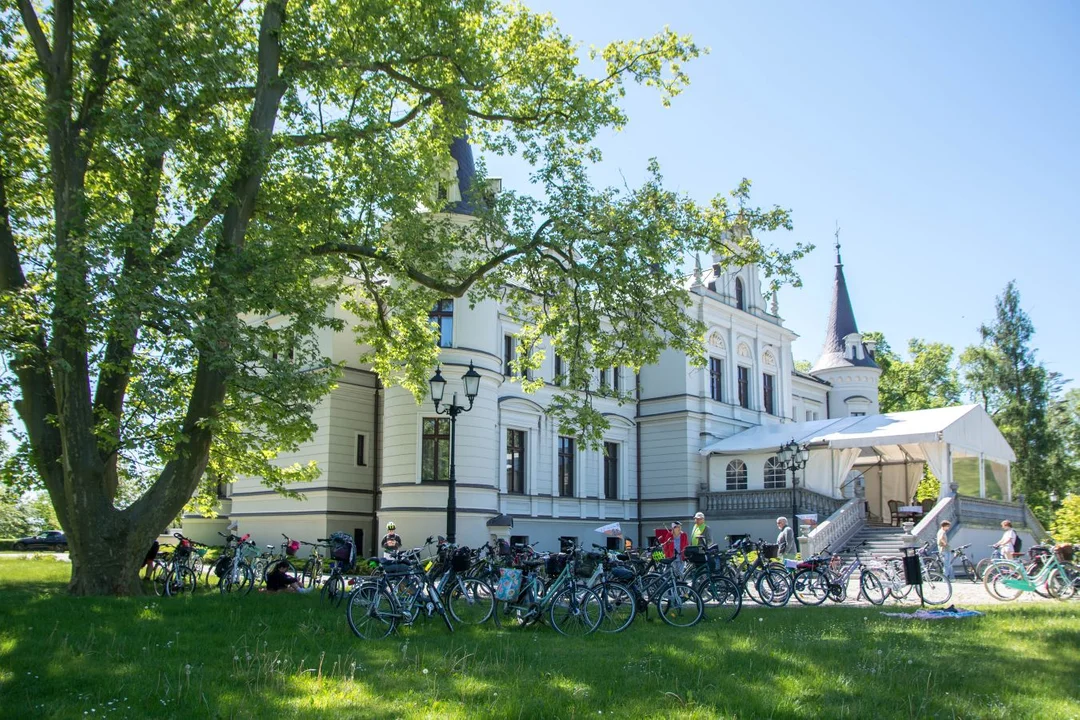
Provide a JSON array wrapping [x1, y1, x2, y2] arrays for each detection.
[[0, 561, 1078, 719]]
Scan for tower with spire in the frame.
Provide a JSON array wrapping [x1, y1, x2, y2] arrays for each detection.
[[809, 229, 881, 418]]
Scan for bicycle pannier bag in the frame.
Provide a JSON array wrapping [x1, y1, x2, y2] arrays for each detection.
[[495, 568, 523, 601], [451, 546, 472, 572], [684, 545, 707, 564]]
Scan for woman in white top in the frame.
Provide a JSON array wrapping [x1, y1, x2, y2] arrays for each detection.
[[936, 520, 953, 579], [993, 520, 1019, 558]]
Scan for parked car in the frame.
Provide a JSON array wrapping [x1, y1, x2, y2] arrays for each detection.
[[12, 530, 67, 551]]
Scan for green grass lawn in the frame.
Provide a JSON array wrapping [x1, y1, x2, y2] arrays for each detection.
[[0, 557, 1077, 719]]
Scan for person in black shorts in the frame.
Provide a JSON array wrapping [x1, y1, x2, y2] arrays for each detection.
[[143, 540, 160, 580]]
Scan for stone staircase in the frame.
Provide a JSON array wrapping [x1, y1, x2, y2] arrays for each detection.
[[833, 523, 911, 560]]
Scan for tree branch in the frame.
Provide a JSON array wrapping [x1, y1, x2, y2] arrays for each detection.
[[15, 0, 53, 78], [276, 96, 434, 149]]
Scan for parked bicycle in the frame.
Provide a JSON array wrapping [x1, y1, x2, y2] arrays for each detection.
[[491, 546, 604, 636], [345, 548, 455, 639]]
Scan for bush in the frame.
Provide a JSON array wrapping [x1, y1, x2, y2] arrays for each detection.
[[0, 539, 18, 551], [1050, 494, 1080, 544]]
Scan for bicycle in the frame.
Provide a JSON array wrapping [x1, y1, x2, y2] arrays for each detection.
[[865, 550, 952, 605], [982, 547, 1076, 601], [154, 533, 203, 597], [253, 534, 303, 585], [680, 544, 742, 621], [216, 532, 257, 595], [318, 534, 356, 607], [492, 547, 603, 636], [345, 552, 455, 639], [789, 542, 886, 606], [298, 540, 326, 588]]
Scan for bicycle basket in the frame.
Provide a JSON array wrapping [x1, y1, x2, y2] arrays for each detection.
[[651, 548, 666, 562], [451, 547, 472, 572], [546, 553, 567, 576], [761, 543, 779, 560], [684, 545, 707, 564], [575, 555, 599, 578], [1054, 544, 1075, 563], [328, 532, 356, 565], [286, 540, 300, 556], [194, 547, 208, 557]]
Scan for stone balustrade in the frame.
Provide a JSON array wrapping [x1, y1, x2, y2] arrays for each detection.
[[805, 498, 866, 556], [698, 488, 846, 519]]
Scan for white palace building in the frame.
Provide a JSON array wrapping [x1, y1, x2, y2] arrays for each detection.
[[187, 139, 1044, 562]]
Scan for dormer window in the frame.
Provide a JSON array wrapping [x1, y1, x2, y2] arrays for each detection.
[[843, 332, 863, 361], [735, 277, 745, 311]]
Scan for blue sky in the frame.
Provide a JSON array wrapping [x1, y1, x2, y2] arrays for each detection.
[[484, 1, 1080, 387]]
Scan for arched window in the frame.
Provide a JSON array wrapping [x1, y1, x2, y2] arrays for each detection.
[[726, 459, 747, 491], [735, 277, 745, 311], [764, 456, 786, 489]]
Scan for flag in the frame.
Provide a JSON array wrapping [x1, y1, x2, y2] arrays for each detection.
[[594, 522, 622, 536]]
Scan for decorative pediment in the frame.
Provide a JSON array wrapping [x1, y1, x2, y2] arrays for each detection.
[[736, 342, 752, 359], [762, 350, 777, 369], [707, 331, 726, 351]]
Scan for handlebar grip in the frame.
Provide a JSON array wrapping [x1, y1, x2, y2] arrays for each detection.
[[317, 538, 330, 543]]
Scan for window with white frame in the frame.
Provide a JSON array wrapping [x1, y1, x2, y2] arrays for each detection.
[[603, 442, 619, 499], [506, 429, 526, 494], [726, 459, 748, 490], [764, 456, 786, 489]]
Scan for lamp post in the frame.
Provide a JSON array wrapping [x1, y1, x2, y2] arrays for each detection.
[[778, 439, 810, 553], [429, 361, 482, 545]]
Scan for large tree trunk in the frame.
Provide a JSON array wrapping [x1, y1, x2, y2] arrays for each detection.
[[67, 515, 155, 596]]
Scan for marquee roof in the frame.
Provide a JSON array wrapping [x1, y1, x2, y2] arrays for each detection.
[[699, 404, 1015, 463]]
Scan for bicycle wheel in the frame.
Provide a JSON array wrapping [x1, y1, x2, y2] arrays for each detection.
[[958, 557, 978, 583], [595, 582, 636, 633], [301, 559, 321, 588], [655, 583, 704, 628], [220, 564, 254, 595], [859, 570, 887, 605], [164, 567, 197, 597], [974, 558, 993, 582], [917, 569, 953, 606], [1046, 569, 1076, 600], [321, 574, 346, 607], [445, 577, 495, 626], [548, 586, 602, 637], [986, 565, 1023, 602], [791, 569, 829, 606], [742, 571, 764, 605], [697, 575, 741, 621], [149, 562, 168, 596], [755, 568, 792, 607], [346, 584, 397, 639]]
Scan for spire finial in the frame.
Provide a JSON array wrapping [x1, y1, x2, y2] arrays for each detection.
[[834, 220, 842, 266], [692, 253, 703, 286]]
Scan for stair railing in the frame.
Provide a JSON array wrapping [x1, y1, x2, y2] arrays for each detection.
[[911, 496, 956, 546], [806, 498, 866, 557]]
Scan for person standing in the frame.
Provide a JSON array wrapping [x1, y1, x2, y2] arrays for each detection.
[[993, 520, 1020, 559], [381, 521, 403, 558], [936, 520, 954, 579], [665, 521, 689, 574], [775, 517, 796, 560], [690, 512, 712, 547]]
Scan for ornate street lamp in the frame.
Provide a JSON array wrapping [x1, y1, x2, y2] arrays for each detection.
[[778, 438, 811, 553], [428, 361, 482, 544]]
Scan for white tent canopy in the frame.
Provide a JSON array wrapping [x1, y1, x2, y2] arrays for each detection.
[[699, 405, 1015, 501]]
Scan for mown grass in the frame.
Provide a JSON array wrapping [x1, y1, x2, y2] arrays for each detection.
[[0, 557, 1077, 719]]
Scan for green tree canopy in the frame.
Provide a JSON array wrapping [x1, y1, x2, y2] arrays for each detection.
[[959, 281, 1058, 512], [0, 0, 806, 594], [863, 331, 961, 414]]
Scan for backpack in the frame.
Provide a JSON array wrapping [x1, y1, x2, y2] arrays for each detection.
[[1013, 534, 1022, 553]]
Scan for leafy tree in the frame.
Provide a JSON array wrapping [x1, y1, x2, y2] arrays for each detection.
[[1050, 494, 1080, 544], [0, 488, 35, 537], [863, 331, 961, 414], [960, 282, 1056, 508], [0, 1, 805, 594]]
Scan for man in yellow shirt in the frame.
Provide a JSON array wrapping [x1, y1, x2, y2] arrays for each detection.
[[690, 512, 713, 547]]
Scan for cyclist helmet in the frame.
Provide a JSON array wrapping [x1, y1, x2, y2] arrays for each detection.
[[386, 521, 396, 531]]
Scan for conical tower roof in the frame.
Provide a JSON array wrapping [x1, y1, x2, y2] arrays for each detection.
[[445, 136, 478, 216], [810, 242, 879, 372]]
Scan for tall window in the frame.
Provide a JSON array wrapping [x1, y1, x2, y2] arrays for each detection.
[[598, 368, 608, 389], [503, 335, 514, 376], [709, 357, 724, 401], [558, 436, 575, 497], [764, 456, 786, 489], [726, 459, 748, 490], [603, 442, 619, 499], [612, 366, 621, 393], [737, 366, 750, 409], [429, 300, 453, 348], [763, 373, 776, 415], [506, 429, 526, 494], [735, 277, 745, 311], [355, 434, 366, 467], [421, 418, 451, 482], [554, 354, 565, 385]]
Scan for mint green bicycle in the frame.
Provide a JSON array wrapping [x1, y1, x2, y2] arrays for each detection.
[[493, 549, 603, 636]]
